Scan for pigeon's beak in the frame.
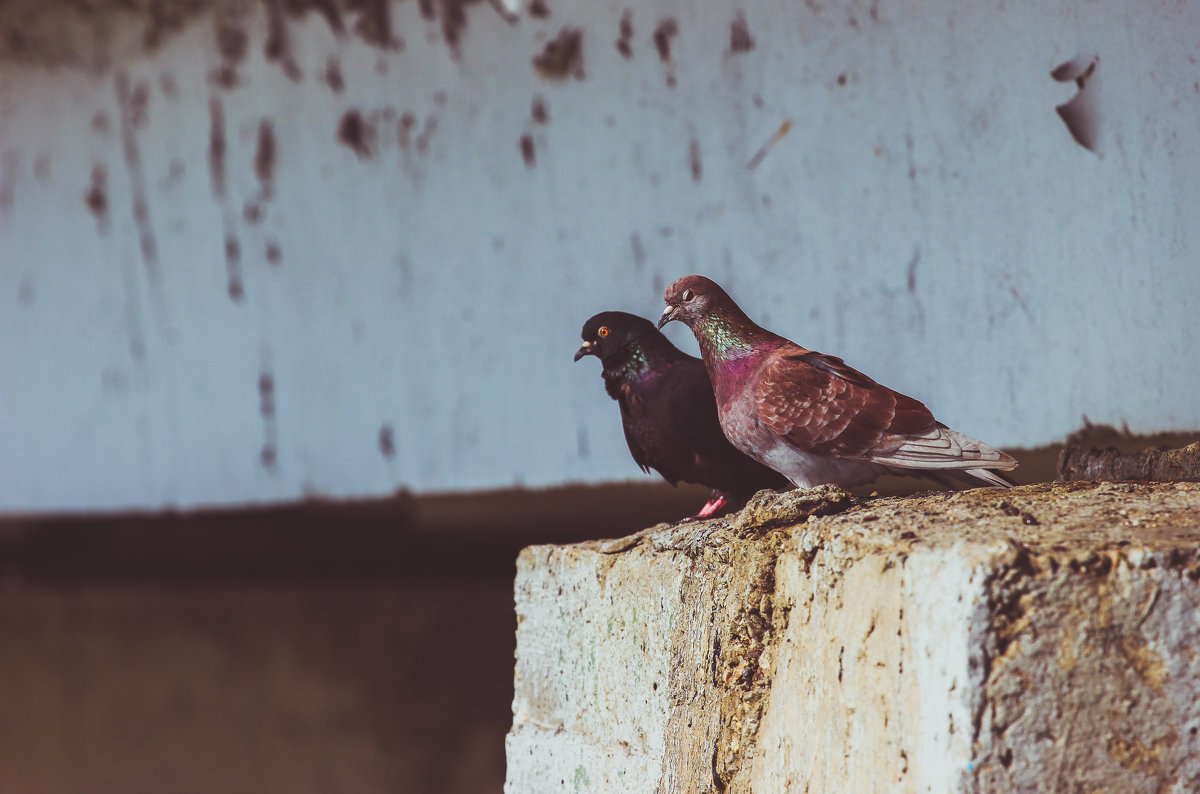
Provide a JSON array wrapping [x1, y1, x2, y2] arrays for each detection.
[[573, 341, 594, 362], [657, 304, 677, 329]]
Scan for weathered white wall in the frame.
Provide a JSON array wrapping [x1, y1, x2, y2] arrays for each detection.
[[2, 0, 1199, 511]]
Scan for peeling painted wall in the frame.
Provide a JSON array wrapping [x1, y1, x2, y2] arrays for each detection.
[[2, 0, 1199, 511]]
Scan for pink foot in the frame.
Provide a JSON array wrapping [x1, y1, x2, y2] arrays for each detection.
[[693, 492, 729, 519]]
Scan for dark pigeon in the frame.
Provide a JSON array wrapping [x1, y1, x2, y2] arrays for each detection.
[[658, 276, 1017, 489], [575, 311, 791, 518]]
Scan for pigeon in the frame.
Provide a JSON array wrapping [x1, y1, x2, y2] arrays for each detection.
[[658, 276, 1017, 489], [575, 311, 791, 518]]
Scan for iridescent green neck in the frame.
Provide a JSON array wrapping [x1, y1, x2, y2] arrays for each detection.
[[602, 338, 676, 396], [696, 314, 755, 362], [607, 345, 653, 380]]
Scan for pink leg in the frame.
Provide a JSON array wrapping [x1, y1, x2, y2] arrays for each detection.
[[693, 491, 729, 519]]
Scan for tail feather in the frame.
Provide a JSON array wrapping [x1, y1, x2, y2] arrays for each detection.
[[964, 467, 1017, 488], [888, 465, 1016, 490]]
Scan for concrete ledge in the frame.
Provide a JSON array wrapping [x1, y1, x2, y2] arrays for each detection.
[[505, 482, 1200, 793]]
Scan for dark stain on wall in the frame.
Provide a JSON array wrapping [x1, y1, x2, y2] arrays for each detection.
[[411, 0, 481, 55], [907, 247, 927, 338], [689, 137, 702, 181], [258, 370, 278, 469], [211, 63, 237, 90], [729, 10, 754, 53], [0, 154, 13, 212], [139, 0, 210, 50], [653, 19, 676, 61], [116, 73, 160, 281], [1007, 285, 1034, 323], [576, 423, 589, 458], [259, 372, 275, 419], [265, 239, 282, 265], [379, 424, 396, 459], [84, 165, 109, 231], [528, 0, 549, 18], [310, 0, 345, 36], [630, 232, 645, 271], [349, 0, 397, 48], [129, 81, 150, 127], [244, 201, 262, 224], [208, 98, 227, 198], [101, 366, 129, 394], [213, 17, 248, 88], [0, 0, 440, 71], [519, 134, 535, 167], [264, 0, 287, 59], [324, 56, 345, 93], [159, 73, 179, 99], [533, 28, 584, 80], [260, 441, 278, 470], [263, 0, 302, 80], [226, 233, 244, 302], [441, 0, 468, 55], [616, 10, 633, 58], [653, 18, 678, 87], [17, 277, 36, 307], [415, 115, 438, 155], [255, 120, 276, 197], [338, 109, 376, 158], [164, 158, 186, 187], [398, 112, 416, 148], [531, 95, 548, 124]]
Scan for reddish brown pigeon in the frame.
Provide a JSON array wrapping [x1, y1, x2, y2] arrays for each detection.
[[658, 276, 1017, 489], [576, 311, 790, 517]]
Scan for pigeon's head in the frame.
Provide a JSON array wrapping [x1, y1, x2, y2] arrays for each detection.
[[659, 275, 727, 329], [575, 311, 659, 363]]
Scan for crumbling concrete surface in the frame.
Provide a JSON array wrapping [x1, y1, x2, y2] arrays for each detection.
[[1059, 441, 1200, 483], [505, 481, 1200, 793]]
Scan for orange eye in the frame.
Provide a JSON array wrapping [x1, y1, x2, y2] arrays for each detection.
[[598, 327, 609, 338]]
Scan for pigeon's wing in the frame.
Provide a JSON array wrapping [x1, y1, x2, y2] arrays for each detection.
[[616, 384, 653, 475], [755, 349, 936, 458], [756, 349, 1015, 471], [867, 424, 1019, 471]]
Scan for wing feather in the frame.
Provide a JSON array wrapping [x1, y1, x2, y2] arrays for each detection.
[[756, 348, 1016, 471], [756, 348, 935, 457], [617, 383, 653, 475]]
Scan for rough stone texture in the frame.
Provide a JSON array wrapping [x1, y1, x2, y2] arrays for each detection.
[[1059, 441, 1200, 483], [506, 481, 1200, 793]]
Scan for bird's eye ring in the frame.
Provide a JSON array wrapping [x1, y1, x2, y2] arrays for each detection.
[[598, 327, 609, 338], [682, 289, 694, 301]]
